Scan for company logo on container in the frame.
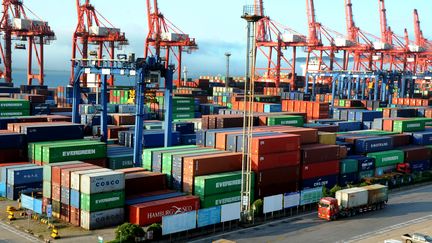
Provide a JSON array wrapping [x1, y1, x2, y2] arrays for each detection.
[[96, 196, 120, 204], [370, 142, 388, 148], [281, 120, 298, 125], [147, 205, 193, 219], [216, 196, 240, 205], [382, 156, 399, 162], [215, 179, 241, 189], [63, 149, 96, 157], [1, 103, 21, 107], [95, 179, 120, 187], [313, 181, 329, 187], [95, 214, 119, 223], [407, 123, 421, 128]]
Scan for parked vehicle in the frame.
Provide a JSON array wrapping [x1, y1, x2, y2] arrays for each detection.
[[402, 233, 432, 243], [318, 184, 388, 220]]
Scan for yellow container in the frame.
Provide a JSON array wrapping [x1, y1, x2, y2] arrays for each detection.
[[318, 132, 337, 145]]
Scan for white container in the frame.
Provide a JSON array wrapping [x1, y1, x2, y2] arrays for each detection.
[[161, 32, 189, 42], [80, 171, 125, 194], [89, 26, 120, 36], [335, 187, 368, 209], [373, 41, 392, 50], [80, 208, 124, 230], [70, 168, 110, 191], [13, 18, 46, 30], [282, 33, 305, 43], [335, 38, 355, 47], [408, 45, 426, 52]]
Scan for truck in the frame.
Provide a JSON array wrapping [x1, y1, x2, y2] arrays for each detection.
[[318, 184, 388, 220]]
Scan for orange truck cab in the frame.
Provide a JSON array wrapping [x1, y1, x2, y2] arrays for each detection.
[[318, 197, 339, 221]]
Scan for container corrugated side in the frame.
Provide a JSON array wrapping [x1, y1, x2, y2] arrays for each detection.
[[80, 171, 125, 194], [80, 190, 125, 212], [80, 208, 124, 230], [70, 168, 111, 191]]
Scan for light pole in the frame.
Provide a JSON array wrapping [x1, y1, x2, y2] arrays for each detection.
[[225, 52, 231, 88]]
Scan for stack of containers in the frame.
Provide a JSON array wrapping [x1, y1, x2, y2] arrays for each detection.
[[107, 146, 134, 170], [300, 144, 340, 189], [0, 99, 30, 117], [368, 150, 404, 176], [251, 134, 301, 198], [267, 115, 304, 127], [0, 131, 27, 162], [79, 171, 125, 230], [0, 163, 37, 199], [156, 96, 195, 120], [399, 146, 431, 173], [6, 166, 43, 200]]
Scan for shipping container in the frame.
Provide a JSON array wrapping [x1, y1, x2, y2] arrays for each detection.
[[302, 160, 340, 179], [340, 159, 359, 174], [70, 168, 111, 191], [335, 187, 368, 209], [400, 146, 431, 162], [200, 190, 252, 208], [393, 119, 425, 133], [354, 136, 393, 153], [250, 134, 300, 155], [80, 171, 125, 194], [339, 172, 359, 187], [125, 171, 166, 197], [301, 174, 338, 190], [368, 150, 404, 167], [81, 208, 124, 230], [128, 195, 200, 226], [80, 190, 125, 212], [194, 171, 253, 197], [7, 166, 42, 185], [252, 151, 300, 171], [41, 142, 106, 163], [142, 145, 197, 171], [363, 184, 388, 204], [301, 144, 340, 164]]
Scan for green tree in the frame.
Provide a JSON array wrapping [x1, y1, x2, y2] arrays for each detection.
[[114, 223, 145, 243], [329, 185, 342, 198], [147, 223, 162, 239], [252, 199, 263, 216]]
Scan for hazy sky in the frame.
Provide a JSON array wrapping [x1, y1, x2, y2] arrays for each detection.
[[12, 0, 432, 77]]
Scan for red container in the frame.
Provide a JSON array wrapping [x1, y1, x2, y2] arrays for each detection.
[[0, 149, 26, 163], [255, 182, 298, 199], [251, 151, 300, 171], [125, 171, 166, 197], [42, 197, 51, 214], [82, 158, 107, 168], [60, 203, 70, 222], [390, 134, 411, 147], [61, 165, 99, 188], [301, 160, 340, 179], [52, 164, 86, 185], [264, 127, 318, 144], [250, 134, 300, 155], [51, 183, 61, 201], [0, 162, 28, 167], [301, 144, 340, 164], [183, 153, 242, 193], [400, 146, 431, 162], [117, 167, 147, 174], [255, 166, 300, 187], [129, 195, 200, 226], [70, 206, 80, 226]]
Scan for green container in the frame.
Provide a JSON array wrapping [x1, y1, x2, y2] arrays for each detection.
[[0, 99, 30, 110], [42, 142, 107, 163], [142, 145, 197, 170], [172, 105, 195, 113], [393, 119, 425, 133], [267, 115, 304, 127], [162, 148, 216, 186], [108, 154, 134, 170], [158, 97, 194, 106], [351, 130, 398, 136], [172, 113, 194, 120], [358, 170, 375, 179], [0, 110, 30, 117], [30, 140, 94, 162], [200, 190, 254, 208], [43, 181, 51, 198], [80, 191, 125, 212], [82, 104, 116, 114], [195, 171, 255, 197], [339, 100, 346, 107], [340, 159, 359, 174], [367, 150, 404, 167], [414, 118, 432, 127]]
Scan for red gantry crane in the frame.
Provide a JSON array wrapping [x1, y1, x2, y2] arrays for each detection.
[[412, 9, 431, 73], [0, 0, 55, 85], [145, 0, 197, 86], [253, 0, 307, 88], [71, 0, 128, 86]]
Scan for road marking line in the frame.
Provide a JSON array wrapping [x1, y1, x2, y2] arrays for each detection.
[[0, 221, 42, 242], [189, 212, 316, 243], [342, 214, 432, 243]]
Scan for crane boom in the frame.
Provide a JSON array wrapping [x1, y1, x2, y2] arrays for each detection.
[[306, 0, 319, 45]]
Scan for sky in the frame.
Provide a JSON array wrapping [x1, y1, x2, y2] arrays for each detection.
[[11, 0, 432, 78]]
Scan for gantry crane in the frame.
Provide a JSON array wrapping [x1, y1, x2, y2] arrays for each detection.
[[253, 0, 307, 88], [412, 9, 431, 73], [145, 0, 197, 86], [0, 0, 55, 85], [71, 0, 128, 87]]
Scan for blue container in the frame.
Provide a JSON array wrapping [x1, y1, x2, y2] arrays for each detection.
[[143, 130, 181, 148], [337, 121, 362, 132], [6, 182, 42, 200], [23, 124, 84, 142], [180, 134, 197, 145], [70, 189, 80, 208], [175, 122, 195, 134], [263, 104, 282, 113], [355, 136, 393, 153], [339, 172, 359, 187], [125, 192, 185, 206], [7, 167, 43, 185], [410, 160, 431, 172], [0, 118, 18, 129], [347, 155, 375, 171], [0, 164, 35, 183], [362, 121, 374, 130], [301, 174, 339, 190], [354, 110, 383, 122], [0, 133, 26, 149], [411, 131, 432, 145]]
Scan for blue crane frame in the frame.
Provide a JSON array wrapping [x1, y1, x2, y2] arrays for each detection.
[[71, 57, 174, 167]]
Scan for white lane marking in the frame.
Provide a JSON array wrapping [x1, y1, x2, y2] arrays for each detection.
[[342, 214, 432, 243], [0, 221, 42, 242], [189, 212, 317, 243]]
